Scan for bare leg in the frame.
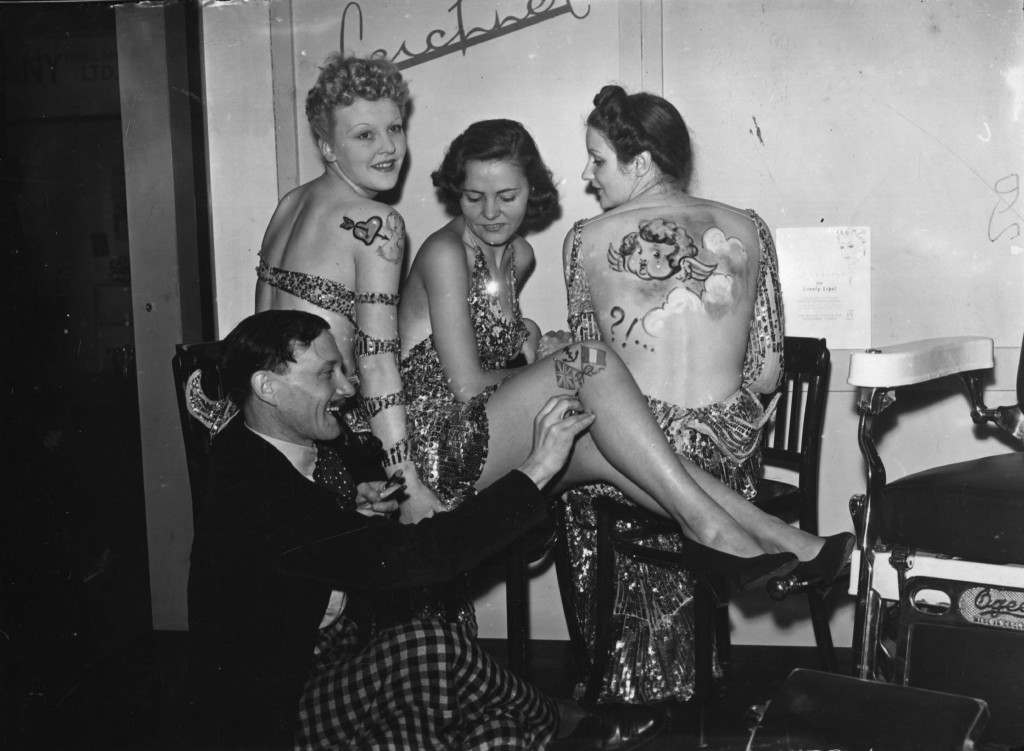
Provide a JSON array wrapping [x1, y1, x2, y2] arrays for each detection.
[[555, 437, 824, 562], [478, 342, 772, 558], [682, 460, 824, 561]]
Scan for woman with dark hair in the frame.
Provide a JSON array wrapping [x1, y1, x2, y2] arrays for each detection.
[[399, 118, 558, 443], [397, 119, 841, 592], [551, 84, 854, 704], [255, 54, 442, 521]]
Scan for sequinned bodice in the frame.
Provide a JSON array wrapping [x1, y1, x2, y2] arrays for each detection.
[[257, 258, 357, 325], [400, 238, 528, 507], [466, 240, 528, 369]]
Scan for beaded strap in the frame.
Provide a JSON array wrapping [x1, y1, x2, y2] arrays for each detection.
[[359, 389, 407, 418], [384, 437, 414, 468], [355, 290, 400, 306], [355, 330, 401, 358]]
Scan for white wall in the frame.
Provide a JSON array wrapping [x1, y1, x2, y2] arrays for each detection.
[[201, 0, 280, 337], [198, 0, 1023, 645]]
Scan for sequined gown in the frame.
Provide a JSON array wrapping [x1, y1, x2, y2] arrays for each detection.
[[400, 238, 528, 510], [559, 211, 785, 703]]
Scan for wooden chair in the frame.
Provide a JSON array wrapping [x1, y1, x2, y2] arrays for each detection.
[[172, 340, 543, 677], [574, 336, 835, 741], [171, 341, 230, 521]]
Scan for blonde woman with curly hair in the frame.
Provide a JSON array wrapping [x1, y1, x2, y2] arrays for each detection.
[[256, 54, 443, 521]]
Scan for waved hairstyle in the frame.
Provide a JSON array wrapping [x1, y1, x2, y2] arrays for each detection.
[[432, 119, 560, 232], [586, 85, 692, 186], [221, 310, 330, 407], [305, 54, 410, 140]]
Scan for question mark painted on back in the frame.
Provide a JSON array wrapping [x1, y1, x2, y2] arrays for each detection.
[[609, 306, 626, 339]]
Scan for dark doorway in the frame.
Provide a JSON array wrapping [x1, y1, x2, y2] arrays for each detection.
[[2, 1, 151, 743]]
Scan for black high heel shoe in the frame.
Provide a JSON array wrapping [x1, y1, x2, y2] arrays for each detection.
[[766, 532, 856, 600], [685, 540, 798, 593], [793, 532, 856, 584]]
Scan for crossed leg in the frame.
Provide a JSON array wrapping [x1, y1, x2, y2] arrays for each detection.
[[477, 341, 823, 561]]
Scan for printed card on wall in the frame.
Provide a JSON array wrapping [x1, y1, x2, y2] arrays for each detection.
[[776, 227, 870, 350]]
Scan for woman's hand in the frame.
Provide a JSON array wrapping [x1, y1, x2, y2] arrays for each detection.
[[517, 395, 595, 490], [537, 330, 572, 359], [397, 478, 446, 525]]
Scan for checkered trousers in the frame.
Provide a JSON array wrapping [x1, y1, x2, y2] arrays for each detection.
[[295, 615, 558, 750]]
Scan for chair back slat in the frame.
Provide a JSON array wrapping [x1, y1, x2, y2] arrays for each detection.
[[760, 337, 831, 529], [171, 340, 226, 522], [786, 374, 803, 454], [768, 378, 791, 454], [763, 338, 830, 456]]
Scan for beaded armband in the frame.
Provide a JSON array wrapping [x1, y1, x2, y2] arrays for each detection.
[[359, 389, 407, 419], [355, 291, 400, 306], [355, 330, 401, 358], [384, 437, 414, 468]]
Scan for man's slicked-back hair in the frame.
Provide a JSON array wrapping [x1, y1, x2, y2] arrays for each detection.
[[220, 310, 330, 407]]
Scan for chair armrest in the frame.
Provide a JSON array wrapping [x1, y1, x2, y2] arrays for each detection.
[[962, 375, 1024, 441], [847, 336, 993, 388]]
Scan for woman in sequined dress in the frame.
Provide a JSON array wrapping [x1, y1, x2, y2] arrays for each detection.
[[550, 85, 851, 703], [398, 120, 842, 590], [255, 54, 442, 522]]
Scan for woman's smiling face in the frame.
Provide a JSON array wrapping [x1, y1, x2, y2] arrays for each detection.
[[324, 97, 407, 195]]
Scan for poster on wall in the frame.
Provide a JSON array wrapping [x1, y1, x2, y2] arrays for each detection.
[[776, 226, 871, 350]]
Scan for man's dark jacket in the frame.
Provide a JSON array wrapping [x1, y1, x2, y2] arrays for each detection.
[[187, 418, 548, 749]]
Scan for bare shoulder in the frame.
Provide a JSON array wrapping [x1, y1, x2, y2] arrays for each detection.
[[412, 222, 469, 281], [576, 212, 638, 255], [688, 197, 761, 238], [332, 197, 403, 228], [334, 195, 400, 220], [263, 182, 309, 229], [511, 235, 535, 271], [589, 197, 762, 246], [259, 184, 315, 263], [416, 222, 464, 263]]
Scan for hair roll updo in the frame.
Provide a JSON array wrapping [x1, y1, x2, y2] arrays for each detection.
[[432, 119, 560, 233], [305, 54, 410, 140], [586, 85, 692, 186]]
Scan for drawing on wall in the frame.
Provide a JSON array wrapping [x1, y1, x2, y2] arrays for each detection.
[[339, 0, 590, 70], [988, 173, 1021, 246]]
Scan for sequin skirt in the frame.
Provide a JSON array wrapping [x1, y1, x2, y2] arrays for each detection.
[[405, 384, 496, 511], [559, 388, 770, 704]]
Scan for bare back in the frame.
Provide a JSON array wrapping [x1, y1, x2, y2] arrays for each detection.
[[256, 172, 400, 375], [567, 195, 781, 408]]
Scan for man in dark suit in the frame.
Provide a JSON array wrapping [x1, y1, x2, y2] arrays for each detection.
[[187, 310, 662, 750]]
